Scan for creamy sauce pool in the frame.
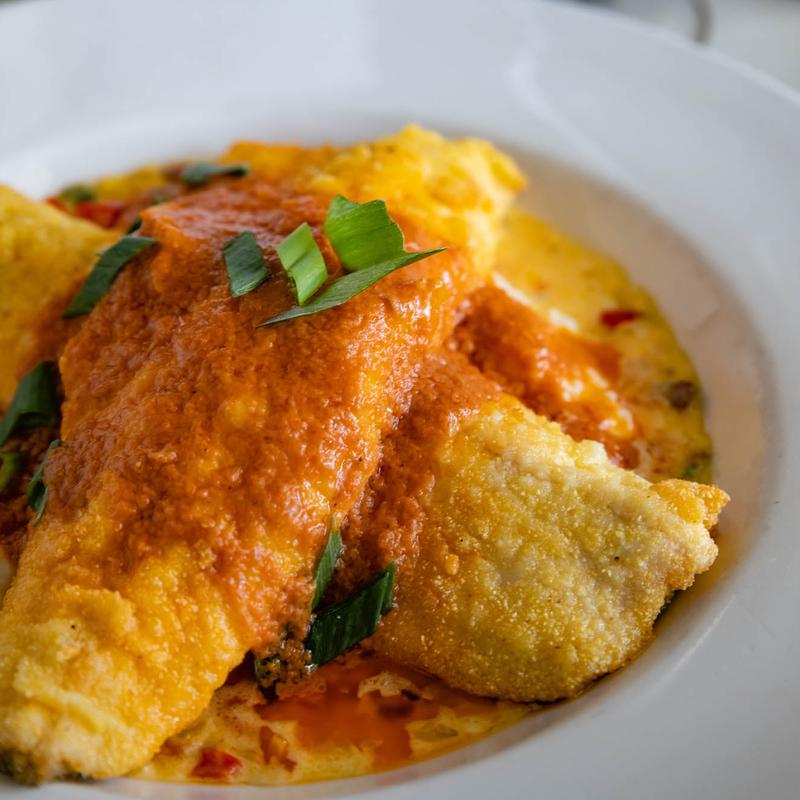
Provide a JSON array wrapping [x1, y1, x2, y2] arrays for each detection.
[[135, 650, 527, 784], [496, 209, 711, 483]]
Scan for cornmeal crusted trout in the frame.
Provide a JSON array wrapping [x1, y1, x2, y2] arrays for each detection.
[[0, 129, 522, 781], [342, 347, 728, 702]]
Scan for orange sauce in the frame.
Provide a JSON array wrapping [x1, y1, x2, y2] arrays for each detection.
[[257, 650, 494, 771], [454, 285, 638, 467], [140, 647, 527, 784], [40, 175, 480, 653]]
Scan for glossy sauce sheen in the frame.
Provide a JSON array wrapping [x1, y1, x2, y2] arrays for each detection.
[[454, 286, 638, 467], [495, 209, 711, 482]]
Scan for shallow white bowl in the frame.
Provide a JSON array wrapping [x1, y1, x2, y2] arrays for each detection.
[[0, 0, 798, 798]]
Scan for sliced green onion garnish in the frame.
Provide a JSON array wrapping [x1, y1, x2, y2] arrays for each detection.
[[312, 529, 343, 610], [0, 361, 60, 446], [26, 439, 61, 523], [58, 184, 96, 204], [222, 231, 270, 298], [260, 196, 444, 326], [259, 251, 442, 327], [276, 223, 328, 305], [179, 162, 250, 188], [126, 215, 143, 234], [63, 235, 158, 318], [306, 562, 396, 665], [0, 451, 23, 494], [324, 195, 414, 272]]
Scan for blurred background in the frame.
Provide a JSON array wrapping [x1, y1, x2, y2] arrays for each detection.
[[1, 0, 799, 89], [557, 0, 800, 88]]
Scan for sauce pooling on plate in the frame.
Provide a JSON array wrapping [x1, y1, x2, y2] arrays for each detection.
[[136, 650, 527, 784]]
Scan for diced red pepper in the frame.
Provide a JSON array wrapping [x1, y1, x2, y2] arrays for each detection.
[[46, 196, 67, 212], [191, 747, 243, 780], [600, 308, 642, 329], [74, 200, 125, 228]]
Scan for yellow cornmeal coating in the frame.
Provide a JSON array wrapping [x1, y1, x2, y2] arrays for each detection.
[[0, 186, 116, 406], [0, 513, 245, 782], [91, 166, 170, 201], [372, 395, 726, 702], [496, 208, 712, 482]]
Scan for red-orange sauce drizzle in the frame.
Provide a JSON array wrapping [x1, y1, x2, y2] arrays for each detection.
[[253, 649, 498, 772]]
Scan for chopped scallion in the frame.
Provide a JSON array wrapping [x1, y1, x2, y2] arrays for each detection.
[[259, 196, 444, 326], [179, 162, 250, 188], [126, 215, 142, 234], [26, 439, 61, 523], [63, 235, 158, 317], [312, 529, 343, 610], [306, 562, 396, 665], [222, 231, 270, 298], [276, 223, 328, 305], [259, 251, 442, 327], [0, 361, 60, 446], [324, 195, 409, 272], [58, 184, 96, 205], [0, 451, 23, 494]]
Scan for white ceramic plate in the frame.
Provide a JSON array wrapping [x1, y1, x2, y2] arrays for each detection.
[[1, 0, 798, 797]]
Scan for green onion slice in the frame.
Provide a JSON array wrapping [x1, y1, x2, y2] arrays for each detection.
[[223, 231, 270, 298], [63, 235, 158, 318], [58, 184, 96, 205], [306, 562, 396, 665], [179, 162, 250, 188], [126, 215, 143, 234], [324, 195, 415, 272], [0, 361, 60, 446], [0, 451, 23, 494], [312, 529, 343, 610], [259, 251, 442, 327], [276, 223, 328, 305], [260, 196, 444, 326], [26, 439, 61, 523]]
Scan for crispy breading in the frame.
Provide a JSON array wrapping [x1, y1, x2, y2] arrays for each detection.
[[0, 186, 116, 405], [370, 388, 727, 702]]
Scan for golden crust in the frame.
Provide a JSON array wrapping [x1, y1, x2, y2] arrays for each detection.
[[0, 186, 116, 405], [372, 395, 727, 702], [0, 496, 246, 781], [225, 125, 524, 271]]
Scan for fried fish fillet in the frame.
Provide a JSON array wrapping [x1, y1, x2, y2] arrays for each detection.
[[0, 129, 522, 782], [0, 186, 116, 405], [346, 352, 727, 702]]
